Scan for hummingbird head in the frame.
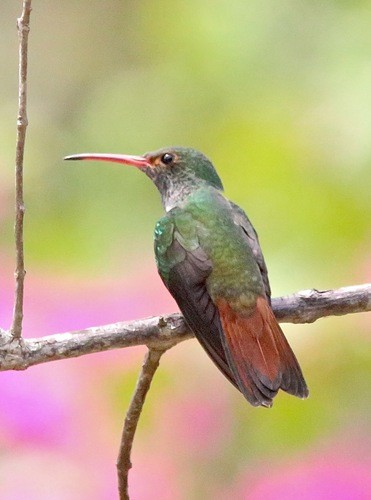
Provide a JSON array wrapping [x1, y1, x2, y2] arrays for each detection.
[[65, 146, 224, 211]]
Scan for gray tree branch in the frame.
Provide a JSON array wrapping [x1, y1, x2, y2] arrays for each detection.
[[11, 0, 32, 339], [1, 283, 370, 372], [116, 348, 166, 500]]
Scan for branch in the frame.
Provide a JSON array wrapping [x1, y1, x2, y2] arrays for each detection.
[[271, 284, 371, 323], [117, 348, 166, 500], [1, 284, 370, 371], [10, 0, 32, 339]]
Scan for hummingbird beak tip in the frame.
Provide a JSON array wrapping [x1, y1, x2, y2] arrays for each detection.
[[63, 153, 150, 168], [64, 155, 81, 161]]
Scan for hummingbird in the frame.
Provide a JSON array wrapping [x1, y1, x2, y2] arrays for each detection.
[[65, 147, 308, 407]]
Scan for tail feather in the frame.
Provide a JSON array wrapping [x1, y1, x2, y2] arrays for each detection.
[[216, 296, 308, 407]]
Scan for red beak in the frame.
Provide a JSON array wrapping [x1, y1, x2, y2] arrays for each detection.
[[64, 153, 151, 169]]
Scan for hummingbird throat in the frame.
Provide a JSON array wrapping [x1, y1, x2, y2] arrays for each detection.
[[150, 167, 223, 212]]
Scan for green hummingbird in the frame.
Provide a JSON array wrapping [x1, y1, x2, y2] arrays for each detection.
[[65, 147, 308, 407]]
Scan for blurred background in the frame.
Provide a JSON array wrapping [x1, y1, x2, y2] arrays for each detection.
[[0, 1, 370, 498]]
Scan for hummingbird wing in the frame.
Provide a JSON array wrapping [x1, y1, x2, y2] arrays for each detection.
[[154, 215, 239, 390], [229, 201, 271, 301], [166, 240, 240, 389]]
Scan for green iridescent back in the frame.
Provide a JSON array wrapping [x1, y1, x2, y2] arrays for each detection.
[[154, 186, 265, 308]]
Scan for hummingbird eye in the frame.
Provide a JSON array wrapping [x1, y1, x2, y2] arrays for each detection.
[[160, 153, 174, 165]]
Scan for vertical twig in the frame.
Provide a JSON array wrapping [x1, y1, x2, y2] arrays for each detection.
[[117, 348, 166, 500], [10, 0, 32, 339]]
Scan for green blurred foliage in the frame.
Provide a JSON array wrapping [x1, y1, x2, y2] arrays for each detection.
[[2, 0, 370, 285]]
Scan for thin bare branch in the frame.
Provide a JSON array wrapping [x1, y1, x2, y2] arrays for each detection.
[[1, 284, 370, 372], [117, 348, 165, 500], [272, 284, 371, 323], [10, 0, 32, 339]]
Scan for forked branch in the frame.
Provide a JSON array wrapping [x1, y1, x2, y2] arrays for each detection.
[[1, 283, 370, 371]]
